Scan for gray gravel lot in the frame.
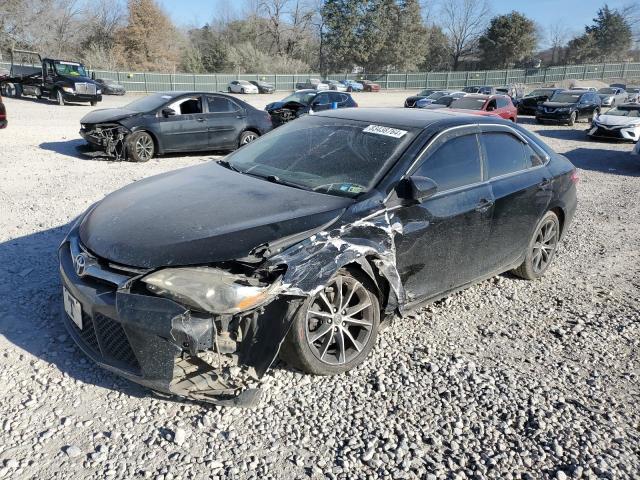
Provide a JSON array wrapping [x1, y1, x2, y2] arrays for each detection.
[[0, 92, 639, 480]]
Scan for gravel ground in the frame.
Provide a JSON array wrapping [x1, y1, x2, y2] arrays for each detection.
[[0, 92, 639, 480]]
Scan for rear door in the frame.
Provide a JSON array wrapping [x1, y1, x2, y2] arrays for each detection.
[[205, 95, 245, 148], [156, 95, 208, 151], [393, 126, 495, 302], [479, 125, 552, 270]]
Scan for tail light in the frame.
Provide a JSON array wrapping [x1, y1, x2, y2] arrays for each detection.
[[570, 170, 579, 183]]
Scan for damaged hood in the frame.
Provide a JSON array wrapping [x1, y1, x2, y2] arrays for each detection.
[[79, 163, 352, 268], [80, 108, 141, 124]]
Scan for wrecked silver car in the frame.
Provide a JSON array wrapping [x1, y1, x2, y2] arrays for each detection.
[[60, 109, 577, 406]]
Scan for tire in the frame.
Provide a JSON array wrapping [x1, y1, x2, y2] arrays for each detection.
[[90, 100, 97, 106], [126, 131, 155, 162], [56, 89, 65, 106], [512, 211, 561, 280], [280, 268, 380, 375], [567, 111, 577, 126], [228, 87, 232, 93], [241, 88, 245, 94], [238, 130, 258, 147], [14, 84, 22, 98], [588, 108, 600, 123], [347, 86, 352, 92]]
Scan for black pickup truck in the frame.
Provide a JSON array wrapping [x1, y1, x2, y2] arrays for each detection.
[[0, 50, 102, 106]]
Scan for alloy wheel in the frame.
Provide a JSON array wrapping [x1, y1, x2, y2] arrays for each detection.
[[532, 218, 559, 274], [240, 133, 257, 145], [135, 135, 154, 161], [305, 275, 375, 366]]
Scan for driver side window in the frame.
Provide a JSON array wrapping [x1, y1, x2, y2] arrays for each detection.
[[486, 99, 497, 111], [166, 97, 202, 115], [314, 94, 331, 106], [413, 134, 482, 192]]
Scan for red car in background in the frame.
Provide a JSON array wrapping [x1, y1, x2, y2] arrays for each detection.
[[0, 94, 7, 129], [361, 80, 381, 92], [448, 94, 518, 122]]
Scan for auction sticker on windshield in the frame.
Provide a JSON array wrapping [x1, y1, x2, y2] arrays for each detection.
[[363, 125, 408, 138]]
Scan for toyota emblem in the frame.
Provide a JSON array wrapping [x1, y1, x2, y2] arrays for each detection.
[[74, 254, 87, 277]]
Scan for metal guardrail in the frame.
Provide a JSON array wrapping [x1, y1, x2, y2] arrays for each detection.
[[2, 61, 639, 93]]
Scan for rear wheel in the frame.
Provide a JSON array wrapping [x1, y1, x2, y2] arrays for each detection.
[[228, 87, 232, 93], [241, 88, 245, 94], [126, 131, 155, 162], [513, 211, 560, 280], [238, 130, 258, 147], [280, 269, 380, 375]]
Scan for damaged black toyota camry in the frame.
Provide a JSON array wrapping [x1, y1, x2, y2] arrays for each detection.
[[60, 108, 577, 406]]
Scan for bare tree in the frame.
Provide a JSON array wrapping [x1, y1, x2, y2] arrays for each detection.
[[440, 0, 489, 70], [622, 2, 640, 47], [547, 21, 568, 65]]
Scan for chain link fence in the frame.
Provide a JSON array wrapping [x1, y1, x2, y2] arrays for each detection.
[[2, 61, 639, 93]]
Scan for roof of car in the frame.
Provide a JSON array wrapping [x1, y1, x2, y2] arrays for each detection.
[[314, 107, 505, 129]]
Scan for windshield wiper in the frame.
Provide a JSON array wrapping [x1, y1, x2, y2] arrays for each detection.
[[217, 159, 242, 173], [263, 175, 311, 191]]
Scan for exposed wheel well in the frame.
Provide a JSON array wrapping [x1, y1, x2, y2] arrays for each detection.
[[242, 127, 260, 136]]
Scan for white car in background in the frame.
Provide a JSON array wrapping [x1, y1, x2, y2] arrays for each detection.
[[321, 80, 348, 92], [227, 80, 259, 94], [588, 104, 640, 142]]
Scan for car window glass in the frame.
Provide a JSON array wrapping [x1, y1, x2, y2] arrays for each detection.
[[414, 134, 482, 191], [523, 143, 544, 167], [486, 99, 497, 111], [483, 132, 527, 178], [497, 97, 509, 108], [314, 94, 331, 105], [207, 96, 237, 113]]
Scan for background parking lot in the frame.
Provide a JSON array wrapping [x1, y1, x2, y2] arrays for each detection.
[[0, 92, 639, 479]]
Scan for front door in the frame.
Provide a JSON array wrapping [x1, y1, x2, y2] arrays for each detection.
[[393, 128, 495, 303], [479, 126, 553, 270], [157, 95, 208, 152]]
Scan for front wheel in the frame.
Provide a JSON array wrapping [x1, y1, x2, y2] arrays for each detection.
[[567, 111, 577, 126], [513, 211, 560, 280], [126, 131, 155, 162], [56, 89, 65, 106], [228, 87, 232, 93], [90, 100, 97, 106], [280, 269, 380, 375]]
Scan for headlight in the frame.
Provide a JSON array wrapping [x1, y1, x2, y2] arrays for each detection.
[[96, 89, 102, 94], [142, 267, 281, 314], [557, 108, 570, 113], [62, 86, 74, 93]]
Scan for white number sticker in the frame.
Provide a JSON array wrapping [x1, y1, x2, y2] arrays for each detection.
[[363, 125, 408, 138]]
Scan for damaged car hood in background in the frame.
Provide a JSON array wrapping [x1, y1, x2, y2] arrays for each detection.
[[79, 163, 353, 268], [80, 108, 141, 124]]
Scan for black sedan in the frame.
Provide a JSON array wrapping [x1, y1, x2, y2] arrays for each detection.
[[536, 90, 601, 126], [518, 88, 564, 115], [95, 78, 126, 95], [79, 92, 273, 161], [265, 89, 357, 126], [249, 80, 275, 94], [60, 108, 577, 406], [404, 89, 438, 107]]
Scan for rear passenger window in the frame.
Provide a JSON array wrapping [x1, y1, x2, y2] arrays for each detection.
[[497, 97, 510, 108], [208, 96, 237, 113], [414, 134, 482, 191], [523, 144, 544, 167], [483, 132, 527, 178]]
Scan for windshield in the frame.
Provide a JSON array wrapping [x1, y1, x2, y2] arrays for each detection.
[[419, 89, 434, 96], [450, 97, 487, 110], [427, 92, 447, 100], [280, 91, 316, 105], [550, 92, 581, 103], [598, 88, 616, 94], [225, 116, 417, 198], [125, 93, 173, 112], [604, 106, 640, 117], [526, 89, 554, 97], [54, 61, 87, 77]]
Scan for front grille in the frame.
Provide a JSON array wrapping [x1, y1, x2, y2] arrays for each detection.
[[75, 83, 97, 95], [70, 311, 100, 355], [405, 99, 416, 107], [595, 127, 623, 138], [94, 313, 140, 372]]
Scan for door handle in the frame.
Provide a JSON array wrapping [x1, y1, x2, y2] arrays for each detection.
[[196, 117, 205, 122], [475, 198, 494, 212]]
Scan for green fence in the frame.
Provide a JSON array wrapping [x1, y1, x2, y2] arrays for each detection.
[[2, 61, 639, 93]]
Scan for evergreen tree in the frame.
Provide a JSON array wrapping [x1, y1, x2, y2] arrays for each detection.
[[586, 5, 632, 60], [478, 11, 537, 68]]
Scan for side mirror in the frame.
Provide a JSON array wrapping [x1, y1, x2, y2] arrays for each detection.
[[397, 176, 438, 203], [162, 108, 176, 118]]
